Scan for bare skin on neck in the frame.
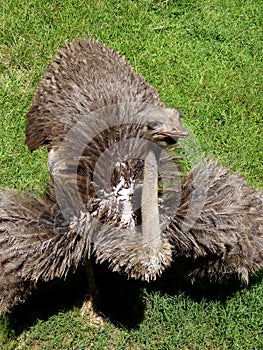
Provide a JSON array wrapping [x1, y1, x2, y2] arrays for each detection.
[[141, 108, 188, 248], [141, 145, 161, 245]]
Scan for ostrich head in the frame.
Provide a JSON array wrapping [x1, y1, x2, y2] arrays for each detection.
[[143, 108, 188, 146]]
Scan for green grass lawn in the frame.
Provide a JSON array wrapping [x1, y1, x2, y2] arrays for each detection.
[[0, 0, 262, 349]]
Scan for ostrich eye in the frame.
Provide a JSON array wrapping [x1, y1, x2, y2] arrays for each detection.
[[147, 121, 161, 130]]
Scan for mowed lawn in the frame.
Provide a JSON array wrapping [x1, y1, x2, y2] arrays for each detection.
[[0, 0, 262, 349]]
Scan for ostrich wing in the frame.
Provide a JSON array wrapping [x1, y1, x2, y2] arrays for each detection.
[[0, 190, 97, 314], [167, 159, 263, 283]]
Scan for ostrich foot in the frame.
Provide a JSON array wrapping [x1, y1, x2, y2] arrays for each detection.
[[80, 298, 104, 325]]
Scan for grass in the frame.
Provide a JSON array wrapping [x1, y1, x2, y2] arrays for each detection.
[[0, 0, 262, 348]]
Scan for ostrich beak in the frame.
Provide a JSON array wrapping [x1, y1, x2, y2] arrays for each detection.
[[150, 125, 189, 145], [145, 107, 189, 145], [163, 127, 189, 138]]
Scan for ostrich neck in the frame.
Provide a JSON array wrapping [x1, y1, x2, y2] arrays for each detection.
[[141, 144, 161, 245]]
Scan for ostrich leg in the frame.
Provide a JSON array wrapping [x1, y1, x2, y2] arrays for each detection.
[[80, 258, 103, 323]]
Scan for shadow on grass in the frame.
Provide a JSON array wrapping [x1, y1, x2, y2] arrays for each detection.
[[2, 258, 262, 339], [152, 257, 263, 304], [1, 260, 147, 338]]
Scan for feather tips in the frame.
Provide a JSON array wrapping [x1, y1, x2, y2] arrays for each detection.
[[1, 39, 262, 314]]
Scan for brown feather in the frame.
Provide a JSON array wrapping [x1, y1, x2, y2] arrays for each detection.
[[1, 39, 262, 314], [26, 39, 164, 151]]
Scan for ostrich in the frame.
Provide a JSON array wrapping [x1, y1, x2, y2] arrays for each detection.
[[0, 39, 262, 315]]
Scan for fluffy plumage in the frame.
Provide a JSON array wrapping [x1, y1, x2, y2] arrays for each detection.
[[0, 39, 262, 314], [167, 160, 263, 283], [1, 159, 262, 313], [26, 39, 165, 151]]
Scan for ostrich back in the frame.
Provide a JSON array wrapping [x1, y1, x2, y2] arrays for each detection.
[[26, 39, 165, 151]]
